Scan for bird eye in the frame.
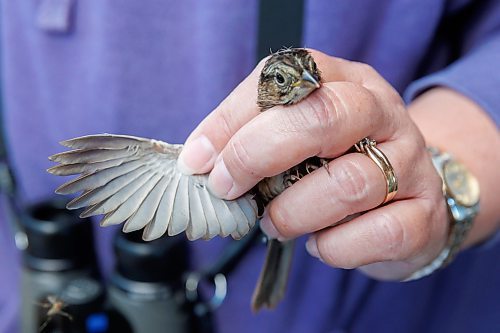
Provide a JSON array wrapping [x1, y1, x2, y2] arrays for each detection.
[[275, 72, 286, 85]]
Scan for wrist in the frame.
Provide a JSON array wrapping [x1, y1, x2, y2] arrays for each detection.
[[404, 147, 479, 281], [408, 87, 500, 247]]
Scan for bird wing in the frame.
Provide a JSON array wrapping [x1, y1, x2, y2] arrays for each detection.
[[48, 134, 258, 241]]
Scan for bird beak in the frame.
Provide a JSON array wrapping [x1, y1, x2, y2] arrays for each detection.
[[301, 70, 320, 89]]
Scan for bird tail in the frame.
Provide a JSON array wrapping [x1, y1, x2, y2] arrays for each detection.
[[251, 239, 294, 312]]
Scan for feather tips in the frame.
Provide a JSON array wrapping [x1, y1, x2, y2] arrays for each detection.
[[49, 134, 258, 241]]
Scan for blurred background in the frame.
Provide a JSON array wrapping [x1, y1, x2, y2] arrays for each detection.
[[0, 1, 302, 332], [1, 1, 499, 332]]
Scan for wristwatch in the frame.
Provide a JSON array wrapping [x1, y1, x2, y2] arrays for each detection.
[[404, 147, 480, 281]]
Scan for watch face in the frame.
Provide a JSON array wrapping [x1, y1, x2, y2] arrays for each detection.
[[443, 159, 480, 207]]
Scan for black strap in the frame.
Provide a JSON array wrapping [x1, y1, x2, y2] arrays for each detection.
[[202, 226, 263, 280], [188, 0, 305, 313], [196, 0, 305, 282], [256, 0, 305, 60]]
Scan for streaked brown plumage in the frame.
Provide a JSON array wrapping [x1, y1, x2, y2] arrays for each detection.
[[48, 48, 323, 312], [251, 49, 324, 311], [257, 48, 321, 111]]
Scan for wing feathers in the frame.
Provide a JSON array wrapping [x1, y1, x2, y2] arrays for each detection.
[[49, 134, 258, 241], [80, 168, 154, 219], [55, 158, 149, 195], [47, 156, 140, 176], [210, 197, 237, 237], [123, 174, 171, 233], [186, 177, 208, 240], [141, 172, 181, 241], [198, 184, 221, 240], [239, 196, 259, 230], [102, 172, 163, 226], [49, 147, 136, 165], [60, 134, 151, 150], [226, 200, 250, 240], [66, 164, 148, 209], [169, 175, 190, 236]]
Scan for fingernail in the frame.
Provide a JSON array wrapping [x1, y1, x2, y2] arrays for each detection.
[[306, 236, 320, 258], [259, 211, 283, 240], [208, 158, 235, 198], [177, 135, 217, 175]]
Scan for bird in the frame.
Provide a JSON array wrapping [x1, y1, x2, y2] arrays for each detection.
[[48, 48, 323, 311]]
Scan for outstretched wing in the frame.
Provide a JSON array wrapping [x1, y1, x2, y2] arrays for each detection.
[[48, 134, 258, 241]]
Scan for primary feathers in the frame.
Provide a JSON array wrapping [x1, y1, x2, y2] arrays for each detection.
[[49, 134, 258, 241]]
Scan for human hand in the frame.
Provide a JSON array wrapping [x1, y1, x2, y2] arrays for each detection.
[[178, 50, 449, 280]]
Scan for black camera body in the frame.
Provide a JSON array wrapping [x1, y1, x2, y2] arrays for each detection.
[[20, 199, 193, 333], [107, 231, 191, 333], [20, 200, 103, 333]]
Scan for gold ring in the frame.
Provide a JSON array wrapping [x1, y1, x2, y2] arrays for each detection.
[[355, 138, 398, 204]]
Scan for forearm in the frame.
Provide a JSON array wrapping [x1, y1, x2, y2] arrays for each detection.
[[408, 87, 500, 247]]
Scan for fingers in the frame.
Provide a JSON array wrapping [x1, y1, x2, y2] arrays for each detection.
[[305, 198, 448, 278], [177, 60, 266, 175], [173, 49, 444, 281], [259, 152, 386, 240], [208, 81, 405, 199], [260, 135, 432, 240], [178, 50, 405, 178], [309, 50, 404, 111]]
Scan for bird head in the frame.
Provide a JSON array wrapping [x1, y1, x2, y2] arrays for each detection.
[[257, 48, 321, 111]]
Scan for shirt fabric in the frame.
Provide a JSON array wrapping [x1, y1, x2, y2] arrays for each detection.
[[1, 1, 499, 332]]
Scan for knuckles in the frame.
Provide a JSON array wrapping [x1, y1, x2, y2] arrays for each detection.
[[302, 89, 340, 133], [356, 62, 379, 81], [214, 106, 241, 146], [267, 203, 296, 239], [286, 89, 341, 155], [330, 159, 371, 207], [313, 207, 435, 269], [371, 212, 406, 260], [316, 237, 350, 268], [311, 82, 382, 151], [373, 204, 438, 262], [226, 136, 265, 179]]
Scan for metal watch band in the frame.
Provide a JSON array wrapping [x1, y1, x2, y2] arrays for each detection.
[[403, 148, 478, 281]]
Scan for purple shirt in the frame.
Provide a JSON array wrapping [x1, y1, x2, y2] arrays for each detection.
[[1, 1, 499, 332]]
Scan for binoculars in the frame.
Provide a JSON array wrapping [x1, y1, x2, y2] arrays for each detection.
[[20, 199, 197, 333]]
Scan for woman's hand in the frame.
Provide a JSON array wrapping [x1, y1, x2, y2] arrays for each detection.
[[177, 50, 449, 280]]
